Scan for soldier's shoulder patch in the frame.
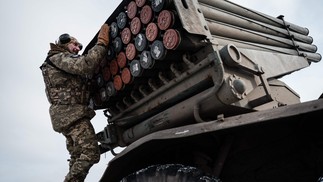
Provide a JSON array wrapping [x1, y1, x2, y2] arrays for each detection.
[[70, 54, 81, 58]]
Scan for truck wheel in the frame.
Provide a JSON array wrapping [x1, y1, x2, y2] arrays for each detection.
[[121, 164, 221, 182]]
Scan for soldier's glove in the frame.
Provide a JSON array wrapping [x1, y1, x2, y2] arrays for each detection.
[[97, 24, 110, 47]]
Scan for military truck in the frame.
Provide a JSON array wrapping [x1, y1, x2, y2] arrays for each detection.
[[83, 0, 323, 181]]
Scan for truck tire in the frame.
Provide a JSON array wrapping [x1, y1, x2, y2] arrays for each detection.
[[121, 164, 221, 182]]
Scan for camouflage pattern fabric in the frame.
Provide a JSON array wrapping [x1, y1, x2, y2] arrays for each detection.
[[63, 117, 100, 182], [40, 42, 107, 182], [41, 43, 107, 132]]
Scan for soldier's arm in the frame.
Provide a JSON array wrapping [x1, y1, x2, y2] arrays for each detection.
[[52, 45, 107, 76]]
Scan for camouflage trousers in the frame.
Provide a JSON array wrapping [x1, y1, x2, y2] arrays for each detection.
[[62, 117, 100, 182]]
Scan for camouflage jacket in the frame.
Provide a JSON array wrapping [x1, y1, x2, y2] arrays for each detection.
[[40, 43, 107, 133]]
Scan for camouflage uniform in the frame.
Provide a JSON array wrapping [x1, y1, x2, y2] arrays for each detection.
[[40, 42, 107, 182]]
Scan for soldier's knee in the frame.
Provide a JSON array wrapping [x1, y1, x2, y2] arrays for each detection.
[[91, 152, 100, 164], [80, 152, 100, 165]]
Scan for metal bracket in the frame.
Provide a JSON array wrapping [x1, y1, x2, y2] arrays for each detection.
[[220, 44, 273, 102]]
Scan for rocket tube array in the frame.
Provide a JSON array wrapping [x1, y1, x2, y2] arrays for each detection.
[[91, 0, 321, 114], [195, 0, 320, 62], [92, 0, 192, 111]]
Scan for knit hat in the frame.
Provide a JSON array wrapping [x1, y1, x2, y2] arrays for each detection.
[[56, 33, 83, 50]]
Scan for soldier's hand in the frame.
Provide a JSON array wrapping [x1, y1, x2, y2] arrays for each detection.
[[97, 24, 110, 47]]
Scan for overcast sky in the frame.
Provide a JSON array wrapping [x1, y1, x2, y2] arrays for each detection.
[[0, 0, 322, 181]]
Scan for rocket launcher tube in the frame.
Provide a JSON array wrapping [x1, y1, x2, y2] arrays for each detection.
[[199, 4, 313, 44], [198, 0, 309, 35], [206, 20, 317, 53], [212, 35, 321, 63]]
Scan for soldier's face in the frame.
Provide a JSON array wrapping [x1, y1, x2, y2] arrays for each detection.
[[67, 41, 81, 54]]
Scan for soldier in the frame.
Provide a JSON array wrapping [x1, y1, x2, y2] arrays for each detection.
[[40, 24, 110, 182]]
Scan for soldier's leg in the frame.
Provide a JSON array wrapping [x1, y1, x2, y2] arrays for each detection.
[[64, 134, 81, 170], [64, 118, 100, 182]]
